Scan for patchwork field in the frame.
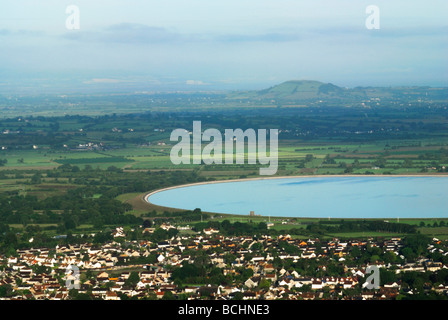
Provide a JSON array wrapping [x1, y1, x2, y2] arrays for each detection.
[[1, 105, 448, 239]]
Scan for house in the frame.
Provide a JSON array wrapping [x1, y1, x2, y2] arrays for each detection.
[[92, 288, 108, 298], [243, 291, 258, 300], [300, 292, 317, 300], [426, 262, 443, 272], [278, 279, 295, 290], [7, 257, 18, 265], [142, 228, 155, 234], [53, 292, 68, 300], [217, 286, 234, 296], [297, 277, 313, 286], [105, 291, 120, 300], [157, 241, 171, 249], [160, 223, 176, 231], [112, 227, 126, 238], [251, 256, 265, 263], [264, 290, 279, 300], [351, 268, 366, 278], [434, 284, 448, 293], [96, 272, 109, 282], [264, 264, 274, 273], [265, 273, 277, 282], [384, 282, 401, 289], [204, 228, 219, 235], [155, 290, 165, 299], [301, 251, 316, 259], [184, 286, 199, 294], [379, 288, 399, 300], [361, 291, 375, 300], [343, 278, 357, 289], [140, 271, 155, 279], [323, 277, 338, 287], [311, 279, 323, 290], [244, 277, 259, 289]]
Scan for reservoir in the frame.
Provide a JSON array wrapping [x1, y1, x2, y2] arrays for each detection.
[[145, 176, 448, 218]]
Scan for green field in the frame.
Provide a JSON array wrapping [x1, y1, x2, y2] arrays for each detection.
[[2, 140, 446, 176], [1, 105, 448, 239]]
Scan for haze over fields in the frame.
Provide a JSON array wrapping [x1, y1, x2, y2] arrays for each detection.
[[0, 0, 447, 94]]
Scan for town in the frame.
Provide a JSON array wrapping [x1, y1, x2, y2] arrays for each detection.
[[1, 222, 447, 301]]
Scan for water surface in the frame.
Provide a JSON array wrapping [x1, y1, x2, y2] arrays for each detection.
[[146, 176, 448, 218]]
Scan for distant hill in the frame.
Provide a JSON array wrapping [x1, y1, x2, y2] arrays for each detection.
[[226, 80, 448, 105], [256, 80, 366, 100]]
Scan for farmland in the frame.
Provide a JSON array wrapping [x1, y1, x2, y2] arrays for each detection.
[[0, 87, 448, 243]]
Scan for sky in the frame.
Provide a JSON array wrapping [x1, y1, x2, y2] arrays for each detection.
[[0, 0, 447, 93]]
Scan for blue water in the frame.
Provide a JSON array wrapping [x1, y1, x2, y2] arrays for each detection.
[[146, 176, 448, 218]]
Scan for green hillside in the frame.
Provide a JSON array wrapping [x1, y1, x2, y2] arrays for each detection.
[[228, 80, 365, 102], [258, 80, 326, 99], [226, 80, 448, 105]]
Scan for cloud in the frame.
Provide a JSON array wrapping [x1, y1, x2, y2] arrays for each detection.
[[214, 32, 302, 43], [60, 23, 307, 45], [0, 29, 45, 37], [103, 23, 183, 43], [364, 25, 448, 39], [62, 23, 184, 44], [59, 22, 448, 48], [83, 78, 134, 84], [186, 80, 208, 85]]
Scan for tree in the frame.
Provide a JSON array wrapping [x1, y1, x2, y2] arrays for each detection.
[[323, 154, 336, 164], [403, 159, 414, 168], [401, 247, 417, 262], [402, 234, 431, 257], [344, 166, 354, 173], [258, 278, 271, 290], [30, 173, 42, 184], [221, 220, 231, 231], [350, 246, 362, 259], [380, 269, 398, 285], [4, 232, 18, 248], [125, 272, 140, 287], [194, 250, 211, 266], [162, 291, 175, 300], [64, 217, 77, 230], [223, 253, 236, 265], [232, 292, 244, 300], [382, 251, 397, 264], [0, 284, 13, 298], [172, 263, 200, 281], [142, 219, 152, 228], [305, 154, 314, 162]]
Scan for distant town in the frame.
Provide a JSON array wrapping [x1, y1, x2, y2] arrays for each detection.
[[1, 222, 447, 300]]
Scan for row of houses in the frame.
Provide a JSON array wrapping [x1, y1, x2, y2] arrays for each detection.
[[2, 227, 448, 300]]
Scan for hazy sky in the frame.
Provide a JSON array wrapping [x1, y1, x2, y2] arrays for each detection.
[[0, 0, 447, 93]]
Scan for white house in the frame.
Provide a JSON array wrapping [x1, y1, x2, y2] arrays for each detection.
[[311, 279, 324, 290]]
